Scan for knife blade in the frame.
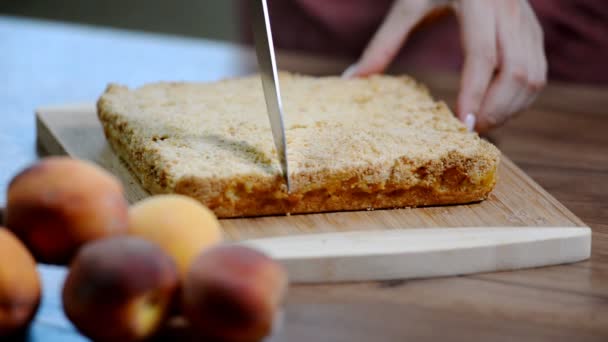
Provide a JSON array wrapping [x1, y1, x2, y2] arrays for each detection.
[[251, 0, 291, 192]]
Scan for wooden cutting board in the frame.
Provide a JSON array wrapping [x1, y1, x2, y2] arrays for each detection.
[[36, 104, 591, 283]]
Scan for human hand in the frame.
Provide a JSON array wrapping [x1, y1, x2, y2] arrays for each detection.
[[343, 0, 547, 133]]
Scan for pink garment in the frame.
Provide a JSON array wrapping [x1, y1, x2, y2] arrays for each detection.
[[260, 0, 608, 84], [534, 0, 608, 83]]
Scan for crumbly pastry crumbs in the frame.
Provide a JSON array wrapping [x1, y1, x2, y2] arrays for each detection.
[[98, 72, 500, 218]]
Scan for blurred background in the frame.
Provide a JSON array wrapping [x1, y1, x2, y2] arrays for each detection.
[[2, 1, 608, 84], [0, 0, 243, 42]]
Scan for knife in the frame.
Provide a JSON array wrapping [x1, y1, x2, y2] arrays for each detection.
[[251, 0, 291, 192]]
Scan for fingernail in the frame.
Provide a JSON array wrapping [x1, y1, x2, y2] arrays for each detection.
[[342, 63, 359, 79], [465, 113, 476, 132]]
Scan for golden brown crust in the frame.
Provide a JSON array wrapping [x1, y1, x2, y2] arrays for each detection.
[[97, 73, 500, 218], [173, 172, 496, 218]]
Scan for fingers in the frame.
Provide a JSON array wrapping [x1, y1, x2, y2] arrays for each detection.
[[342, 0, 547, 133], [476, 72, 528, 132], [521, 2, 548, 110], [476, 0, 547, 133], [456, 0, 498, 123], [343, 0, 431, 78]]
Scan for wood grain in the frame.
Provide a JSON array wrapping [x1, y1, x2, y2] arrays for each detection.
[[32, 72, 607, 339], [35, 104, 591, 283], [243, 227, 590, 282], [245, 58, 608, 339], [276, 276, 608, 342], [4, 16, 607, 340], [36, 104, 587, 240]]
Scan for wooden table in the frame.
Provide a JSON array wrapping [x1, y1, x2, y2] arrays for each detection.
[[1, 16, 607, 341]]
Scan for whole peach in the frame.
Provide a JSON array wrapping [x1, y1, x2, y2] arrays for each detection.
[[6, 157, 128, 264], [0, 228, 41, 337], [182, 245, 288, 342], [62, 237, 178, 342], [128, 194, 223, 279]]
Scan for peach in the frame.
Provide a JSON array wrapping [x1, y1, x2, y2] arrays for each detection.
[[128, 195, 222, 279], [62, 237, 178, 342], [0, 228, 41, 337], [5, 157, 129, 264], [182, 245, 288, 342]]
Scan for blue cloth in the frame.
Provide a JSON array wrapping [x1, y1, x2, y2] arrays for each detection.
[[0, 14, 254, 204], [0, 15, 255, 340]]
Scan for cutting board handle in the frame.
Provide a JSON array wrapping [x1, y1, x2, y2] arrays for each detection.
[[240, 227, 591, 283]]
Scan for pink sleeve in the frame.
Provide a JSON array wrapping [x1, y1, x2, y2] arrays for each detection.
[[263, 0, 608, 84], [531, 0, 608, 83], [265, 0, 392, 56]]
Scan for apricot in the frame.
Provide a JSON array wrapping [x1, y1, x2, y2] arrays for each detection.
[[128, 195, 222, 279], [5, 157, 129, 264], [182, 245, 288, 342], [0, 228, 41, 337], [62, 237, 178, 342]]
